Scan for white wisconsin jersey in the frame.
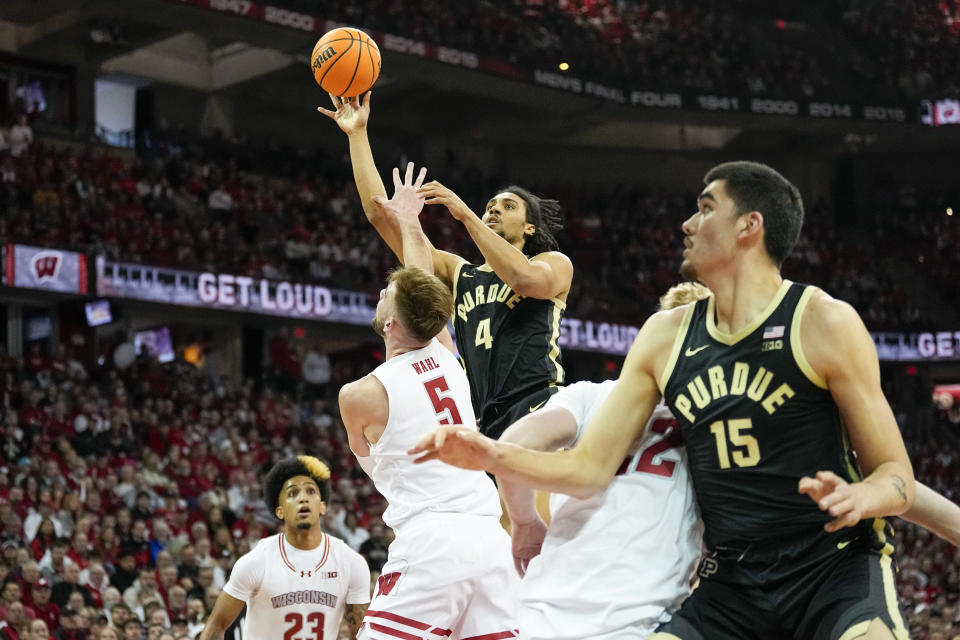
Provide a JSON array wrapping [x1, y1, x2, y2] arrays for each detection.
[[520, 380, 703, 638], [222, 532, 370, 640], [360, 339, 500, 530]]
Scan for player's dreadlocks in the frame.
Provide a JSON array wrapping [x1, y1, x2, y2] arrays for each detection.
[[499, 185, 564, 256]]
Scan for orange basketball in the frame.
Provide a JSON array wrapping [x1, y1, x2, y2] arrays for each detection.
[[310, 27, 381, 98]]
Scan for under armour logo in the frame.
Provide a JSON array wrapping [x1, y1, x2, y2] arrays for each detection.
[[32, 252, 62, 281], [300, 570, 312, 578]]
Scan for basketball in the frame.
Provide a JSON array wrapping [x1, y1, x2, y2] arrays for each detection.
[[310, 27, 381, 98]]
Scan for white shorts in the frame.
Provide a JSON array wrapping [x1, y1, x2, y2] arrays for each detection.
[[517, 545, 671, 640], [358, 514, 518, 640]]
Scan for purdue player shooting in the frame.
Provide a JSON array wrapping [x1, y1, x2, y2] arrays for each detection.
[[319, 94, 572, 439]]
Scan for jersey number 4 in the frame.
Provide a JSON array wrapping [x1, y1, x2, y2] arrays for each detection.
[[618, 418, 682, 478], [424, 376, 463, 425], [283, 612, 324, 640]]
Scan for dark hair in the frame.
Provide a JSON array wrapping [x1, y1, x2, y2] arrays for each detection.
[[703, 161, 803, 266], [262, 456, 331, 515], [388, 266, 454, 342], [498, 185, 563, 256]]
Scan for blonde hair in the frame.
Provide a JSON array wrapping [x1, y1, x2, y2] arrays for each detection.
[[659, 282, 711, 311], [297, 455, 331, 480], [389, 266, 454, 342]]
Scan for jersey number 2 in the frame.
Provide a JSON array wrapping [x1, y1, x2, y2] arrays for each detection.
[[424, 376, 463, 425], [283, 612, 324, 640], [620, 418, 682, 478]]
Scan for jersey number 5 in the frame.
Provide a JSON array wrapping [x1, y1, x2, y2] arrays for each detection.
[[283, 612, 324, 640], [424, 376, 463, 425]]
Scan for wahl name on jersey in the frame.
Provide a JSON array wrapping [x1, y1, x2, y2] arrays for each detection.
[[672, 362, 795, 423], [411, 357, 440, 375], [456, 282, 524, 322], [270, 589, 338, 609]]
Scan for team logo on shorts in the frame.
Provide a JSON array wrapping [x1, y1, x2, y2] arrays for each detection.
[[697, 557, 718, 579]]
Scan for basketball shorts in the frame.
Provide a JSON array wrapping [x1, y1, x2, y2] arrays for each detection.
[[480, 386, 559, 441], [358, 513, 518, 640], [652, 520, 909, 640]]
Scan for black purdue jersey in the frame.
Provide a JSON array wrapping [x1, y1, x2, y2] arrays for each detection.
[[662, 281, 861, 549], [452, 262, 565, 430]]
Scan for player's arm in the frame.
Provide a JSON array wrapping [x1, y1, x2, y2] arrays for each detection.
[[901, 481, 960, 547], [798, 291, 915, 531], [343, 602, 369, 636], [317, 94, 463, 283], [418, 181, 573, 299], [410, 311, 675, 496], [338, 376, 389, 457], [197, 591, 245, 640], [498, 405, 579, 575], [499, 406, 579, 523]]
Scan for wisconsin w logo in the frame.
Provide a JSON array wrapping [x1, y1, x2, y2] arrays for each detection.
[[376, 572, 401, 596], [31, 252, 61, 282]]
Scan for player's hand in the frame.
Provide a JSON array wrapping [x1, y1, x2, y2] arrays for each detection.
[[798, 470, 866, 532], [408, 425, 497, 471], [316, 91, 370, 135], [417, 181, 475, 222], [511, 517, 547, 577], [371, 162, 427, 226]]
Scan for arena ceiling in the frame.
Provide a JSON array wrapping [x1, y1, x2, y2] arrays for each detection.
[[2, 0, 958, 154]]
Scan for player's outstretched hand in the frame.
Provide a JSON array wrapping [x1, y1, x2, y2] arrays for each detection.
[[316, 91, 371, 135], [408, 425, 497, 471], [371, 162, 427, 225], [511, 518, 548, 577], [417, 181, 475, 222], [799, 470, 866, 532]]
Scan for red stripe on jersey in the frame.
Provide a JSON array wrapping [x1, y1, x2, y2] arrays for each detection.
[[313, 534, 330, 571], [278, 533, 296, 572], [369, 622, 423, 640], [429, 628, 453, 637], [461, 632, 516, 640], [365, 610, 431, 631]]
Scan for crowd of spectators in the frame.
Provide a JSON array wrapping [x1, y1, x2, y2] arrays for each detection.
[[279, 0, 958, 101], [0, 338, 389, 639], [0, 316, 956, 638], [0, 132, 947, 331], [838, 0, 960, 100]]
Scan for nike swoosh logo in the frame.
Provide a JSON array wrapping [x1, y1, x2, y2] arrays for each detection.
[[529, 400, 547, 413], [685, 345, 710, 357], [837, 540, 852, 550], [461, 272, 474, 278]]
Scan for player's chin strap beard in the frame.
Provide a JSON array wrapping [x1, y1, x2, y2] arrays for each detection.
[[296, 521, 313, 531]]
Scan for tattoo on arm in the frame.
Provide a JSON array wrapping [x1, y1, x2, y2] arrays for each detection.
[[892, 475, 907, 503], [344, 603, 368, 635]]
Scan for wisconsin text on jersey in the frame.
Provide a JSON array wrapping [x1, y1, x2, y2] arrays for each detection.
[[270, 590, 339, 608], [672, 362, 795, 423], [456, 282, 525, 321]]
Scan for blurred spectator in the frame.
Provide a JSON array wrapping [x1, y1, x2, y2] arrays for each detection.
[[9, 114, 33, 158]]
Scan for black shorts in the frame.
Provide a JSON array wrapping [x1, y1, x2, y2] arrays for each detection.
[[654, 520, 909, 640], [478, 386, 559, 440]]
